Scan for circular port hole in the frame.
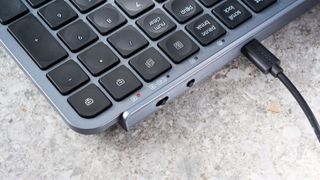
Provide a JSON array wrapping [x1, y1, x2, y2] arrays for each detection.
[[187, 79, 195, 87], [156, 96, 169, 107]]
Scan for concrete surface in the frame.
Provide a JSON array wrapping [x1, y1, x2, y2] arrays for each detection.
[[0, 5, 320, 180]]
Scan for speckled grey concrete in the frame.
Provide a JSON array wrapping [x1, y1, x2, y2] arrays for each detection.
[[1, 5, 320, 180]]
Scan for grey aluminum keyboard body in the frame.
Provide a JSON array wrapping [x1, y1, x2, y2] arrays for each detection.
[[0, 0, 318, 134]]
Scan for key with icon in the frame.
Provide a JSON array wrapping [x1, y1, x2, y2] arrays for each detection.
[[100, 66, 143, 101]]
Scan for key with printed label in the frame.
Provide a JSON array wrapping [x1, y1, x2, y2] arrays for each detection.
[[58, 20, 98, 52], [116, 0, 155, 18], [87, 4, 127, 35], [158, 30, 199, 64], [164, 0, 203, 24], [68, 84, 112, 118], [186, 14, 226, 46], [47, 60, 89, 95], [130, 48, 172, 82], [108, 25, 149, 58], [8, 14, 68, 69], [213, 0, 252, 29], [100, 66, 143, 101], [38, 0, 78, 30], [78, 42, 120, 76], [137, 9, 176, 40]]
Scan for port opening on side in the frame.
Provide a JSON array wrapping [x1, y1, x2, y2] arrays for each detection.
[[156, 96, 169, 107]]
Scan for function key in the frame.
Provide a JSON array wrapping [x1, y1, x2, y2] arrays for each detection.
[[164, 0, 203, 24], [0, 0, 29, 25], [199, 0, 221, 7], [137, 9, 176, 40], [242, 0, 277, 13], [158, 30, 199, 64], [68, 84, 112, 118], [26, 0, 51, 8], [47, 60, 89, 95], [87, 4, 127, 35], [116, 0, 155, 18], [8, 14, 68, 69], [78, 42, 120, 76], [108, 25, 149, 58], [186, 14, 226, 46], [70, 0, 106, 13], [58, 20, 98, 52], [38, 0, 78, 30], [130, 48, 172, 82], [100, 66, 143, 101], [212, 0, 252, 29]]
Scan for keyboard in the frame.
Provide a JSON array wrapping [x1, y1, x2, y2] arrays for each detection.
[[0, 0, 318, 133]]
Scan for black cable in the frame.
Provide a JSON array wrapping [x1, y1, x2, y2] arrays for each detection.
[[241, 39, 320, 143]]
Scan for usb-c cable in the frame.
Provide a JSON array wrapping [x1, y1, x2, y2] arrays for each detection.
[[241, 39, 320, 143]]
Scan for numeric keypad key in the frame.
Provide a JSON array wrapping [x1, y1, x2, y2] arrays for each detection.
[[68, 84, 112, 118], [100, 66, 143, 101], [58, 20, 98, 52], [137, 9, 176, 40]]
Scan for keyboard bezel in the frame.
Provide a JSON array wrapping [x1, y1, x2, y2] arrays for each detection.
[[0, 0, 318, 134]]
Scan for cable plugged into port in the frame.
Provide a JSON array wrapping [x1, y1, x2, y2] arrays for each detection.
[[241, 39, 320, 143]]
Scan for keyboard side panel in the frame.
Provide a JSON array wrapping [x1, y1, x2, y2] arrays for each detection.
[[121, 0, 319, 130], [0, 0, 318, 133]]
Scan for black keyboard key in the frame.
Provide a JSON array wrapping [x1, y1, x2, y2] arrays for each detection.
[[108, 25, 148, 58], [47, 60, 89, 95], [100, 66, 143, 101], [137, 9, 176, 40], [78, 42, 120, 76], [68, 84, 112, 118], [26, 0, 51, 8], [199, 0, 221, 7], [158, 30, 199, 64], [116, 0, 154, 18], [242, 0, 277, 13], [186, 14, 226, 46], [213, 0, 252, 29], [130, 48, 171, 82], [87, 4, 127, 35], [8, 14, 68, 69], [58, 20, 98, 52], [0, 0, 29, 25], [164, 0, 203, 24], [70, 0, 106, 13], [38, 0, 78, 30]]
